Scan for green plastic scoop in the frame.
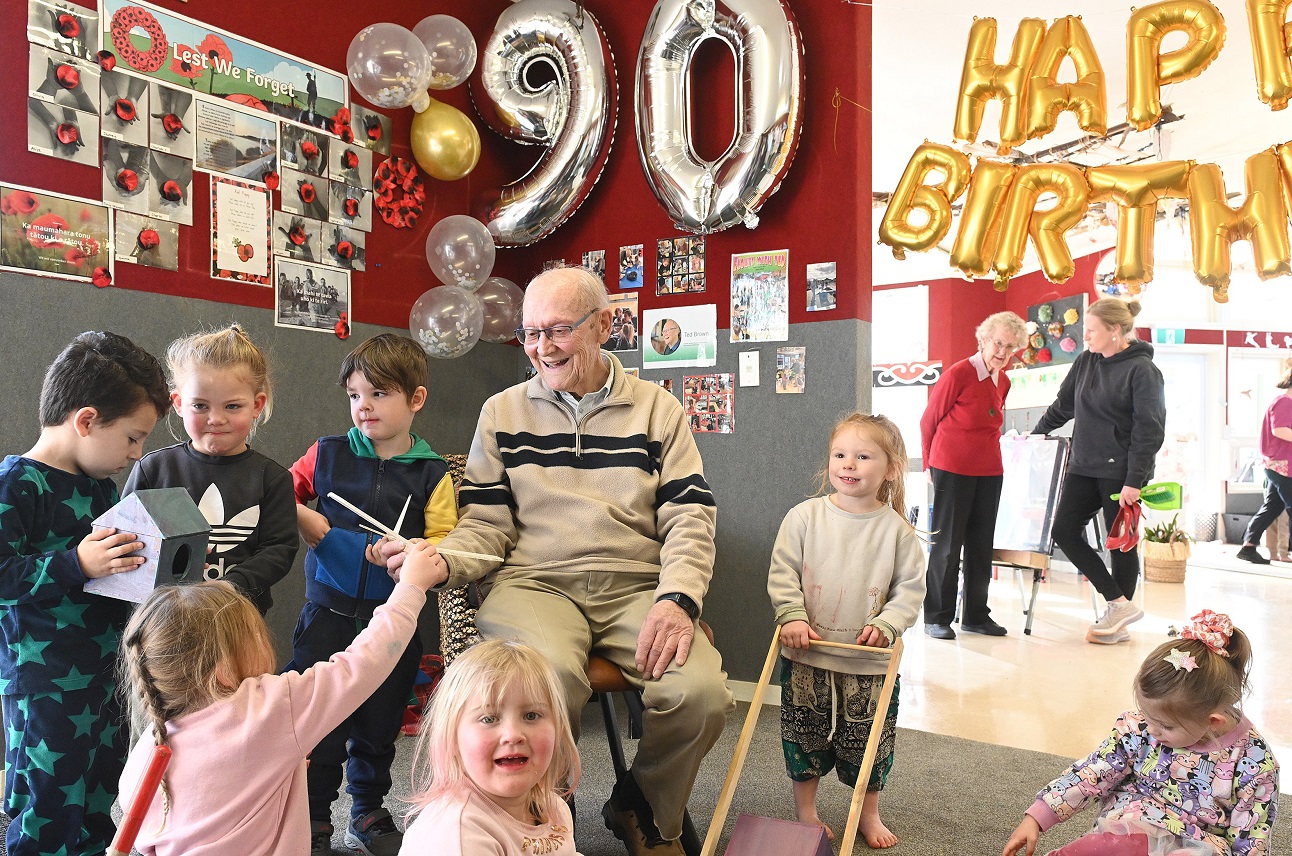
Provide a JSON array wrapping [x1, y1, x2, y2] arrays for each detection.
[[1110, 481, 1182, 510]]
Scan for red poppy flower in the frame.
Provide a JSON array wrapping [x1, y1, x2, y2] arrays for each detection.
[[56, 123, 80, 146], [57, 13, 81, 38], [161, 181, 183, 202], [64, 246, 88, 267], [0, 197, 11, 216], [343, 198, 359, 218], [97, 50, 116, 72], [403, 209, 419, 229], [261, 170, 280, 191], [162, 113, 184, 136], [116, 169, 139, 193], [338, 127, 354, 144], [55, 64, 81, 90], [336, 241, 354, 259], [299, 183, 316, 204], [334, 318, 350, 339], [79, 206, 94, 222], [342, 151, 359, 170], [92, 266, 112, 288], [288, 226, 306, 246], [137, 229, 160, 250], [333, 107, 351, 126], [26, 213, 68, 249], [236, 243, 254, 262], [114, 98, 137, 123], [82, 238, 100, 257], [170, 45, 204, 80], [198, 34, 232, 66], [366, 119, 382, 141], [5, 191, 38, 215], [300, 140, 319, 161]]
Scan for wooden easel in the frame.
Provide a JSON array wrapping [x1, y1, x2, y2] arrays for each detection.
[[702, 630, 904, 856]]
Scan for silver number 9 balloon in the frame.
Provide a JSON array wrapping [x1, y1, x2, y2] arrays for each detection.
[[637, 0, 805, 234], [471, 0, 618, 247]]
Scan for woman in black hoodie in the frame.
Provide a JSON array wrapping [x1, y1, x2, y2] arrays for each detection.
[[1033, 298, 1166, 645]]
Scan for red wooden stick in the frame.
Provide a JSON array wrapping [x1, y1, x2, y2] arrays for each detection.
[[107, 744, 172, 856]]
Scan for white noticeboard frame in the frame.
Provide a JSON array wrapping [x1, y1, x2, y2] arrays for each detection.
[[994, 435, 1070, 554]]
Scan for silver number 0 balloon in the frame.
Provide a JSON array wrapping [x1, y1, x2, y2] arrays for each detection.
[[471, 0, 618, 247], [636, 0, 805, 234]]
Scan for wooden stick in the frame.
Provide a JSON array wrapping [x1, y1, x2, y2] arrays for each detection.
[[392, 494, 411, 536], [328, 492, 403, 540], [702, 629, 782, 856], [356, 523, 502, 563], [837, 638, 903, 856], [808, 638, 893, 654]]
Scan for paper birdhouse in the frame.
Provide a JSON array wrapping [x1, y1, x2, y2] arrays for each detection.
[[84, 488, 210, 603]]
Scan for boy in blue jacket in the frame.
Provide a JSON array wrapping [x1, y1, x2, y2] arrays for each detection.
[[290, 334, 455, 855]]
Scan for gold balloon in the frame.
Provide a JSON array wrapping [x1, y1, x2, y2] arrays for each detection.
[[1246, 0, 1292, 110], [1126, 0, 1226, 131], [992, 163, 1089, 289], [950, 159, 1015, 279], [878, 142, 972, 258], [1027, 16, 1107, 141], [410, 97, 481, 182], [1086, 161, 1191, 287], [1188, 151, 1291, 302], [953, 17, 1046, 154]]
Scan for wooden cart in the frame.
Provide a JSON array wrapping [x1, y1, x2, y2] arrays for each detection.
[[702, 630, 903, 856]]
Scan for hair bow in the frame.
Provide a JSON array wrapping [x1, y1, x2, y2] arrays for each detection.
[[1173, 609, 1233, 657]]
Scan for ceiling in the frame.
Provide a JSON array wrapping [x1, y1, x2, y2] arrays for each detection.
[[870, 0, 1292, 284]]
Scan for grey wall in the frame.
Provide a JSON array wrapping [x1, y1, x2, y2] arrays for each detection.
[[1, 270, 872, 683]]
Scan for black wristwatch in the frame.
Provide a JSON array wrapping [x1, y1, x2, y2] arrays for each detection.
[[656, 592, 699, 619]]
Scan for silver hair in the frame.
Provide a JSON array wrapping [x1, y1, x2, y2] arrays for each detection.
[[527, 265, 609, 313], [975, 311, 1027, 349]]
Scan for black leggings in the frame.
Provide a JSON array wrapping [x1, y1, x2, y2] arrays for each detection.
[[1051, 473, 1140, 601], [1244, 469, 1292, 546]]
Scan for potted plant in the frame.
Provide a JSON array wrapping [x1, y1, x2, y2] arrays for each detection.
[[1142, 513, 1193, 583]]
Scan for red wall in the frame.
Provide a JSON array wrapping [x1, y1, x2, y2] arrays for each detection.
[[1, 1, 871, 329]]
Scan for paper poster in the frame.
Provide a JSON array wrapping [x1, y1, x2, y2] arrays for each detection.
[[147, 149, 193, 225], [279, 118, 328, 177], [619, 243, 643, 289], [114, 212, 178, 270], [329, 142, 372, 188], [28, 97, 99, 167], [731, 249, 789, 342], [642, 304, 717, 370], [582, 249, 605, 282], [328, 181, 371, 232], [29, 45, 100, 113], [321, 223, 366, 271], [351, 105, 391, 155], [101, 139, 151, 214], [280, 167, 329, 220], [807, 261, 837, 311], [683, 374, 734, 434], [272, 212, 323, 262], [776, 347, 806, 393], [274, 258, 350, 333], [100, 69, 148, 144], [29, 0, 100, 60], [210, 175, 270, 284], [606, 292, 639, 353], [194, 97, 277, 180], [0, 183, 112, 284], [739, 351, 759, 387], [656, 235, 705, 295], [149, 82, 196, 159]]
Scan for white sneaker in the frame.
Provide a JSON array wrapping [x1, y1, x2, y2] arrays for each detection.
[[1086, 627, 1130, 644], [1089, 600, 1144, 636]]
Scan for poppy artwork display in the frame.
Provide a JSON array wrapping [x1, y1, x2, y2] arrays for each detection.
[[27, 0, 101, 61], [279, 118, 328, 178], [209, 174, 270, 285], [114, 211, 178, 271], [28, 45, 99, 114], [272, 211, 322, 263], [26, 97, 99, 168], [350, 105, 391, 156], [0, 182, 112, 284], [328, 143, 371, 189], [278, 167, 328, 221], [100, 69, 149, 146], [327, 181, 371, 232], [147, 149, 194, 226], [322, 224, 365, 272], [101, 138, 151, 215], [148, 81, 196, 160]]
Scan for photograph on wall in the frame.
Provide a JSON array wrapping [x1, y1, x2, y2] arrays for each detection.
[[0, 183, 112, 284], [29, 0, 100, 59], [279, 118, 329, 177], [542, 258, 565, 272], [28, 97, 99, 167], [618, 243, 643, 289], [582, 249, 605, 282], [806, 261, 837, 312], [279, 167, 329, 220], [101, 138, 151, 214], [114, 211, 178, 270], [1023, 294, 1087, 367], [642, 304, 717, 370], [656, 235, 705, 295], [210, 175, 270, 285], [776, 346, 806, 394], [148, 82, 196, 159], [322, 223, 366, 271], [272, 212, 323, 262], [29, 45, 99, 113], [731, 249, 789, 342], [606, 292, 639, 353], [328, 181, 372, 232], [100, 69, 148, 144], [274, 258, 350, 333], [683, 373, 734, 434], [194, 97, 277, 180], [147, 149, 193, 225], [99, 0, 348, 127], [351, 105, 391, 155], [329, 142, 371, 188]]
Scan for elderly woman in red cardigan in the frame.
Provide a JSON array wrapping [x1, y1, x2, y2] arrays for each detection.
[[920, 311, 1026, 640]]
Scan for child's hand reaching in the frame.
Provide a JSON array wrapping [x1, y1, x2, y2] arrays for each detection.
[[396, 539, 448, 592], [857, 625, 890, 648], [779, 620, 822, 649], [77, 527, 146, 578], [1001, 815, 1040, 856]]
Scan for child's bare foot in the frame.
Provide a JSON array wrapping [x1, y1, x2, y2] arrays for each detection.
[[795, 812, 834, 842], [860, 792, 897, 848]]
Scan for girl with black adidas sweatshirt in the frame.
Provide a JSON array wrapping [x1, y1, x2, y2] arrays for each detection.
[[1033, 298, 1165, 645]]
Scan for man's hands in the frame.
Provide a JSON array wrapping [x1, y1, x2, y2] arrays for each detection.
[[77, 527, 145, 578], [1001, 815, 1040, 856], [779, 619, 822, 649], [296, 505, 330, 548], [397, 539, 449, 592], [635, 599, 694, 680]]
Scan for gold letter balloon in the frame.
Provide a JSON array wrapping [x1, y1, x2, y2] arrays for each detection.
[[1126, 0, 1226, 131], [878, 143, 972, 258]]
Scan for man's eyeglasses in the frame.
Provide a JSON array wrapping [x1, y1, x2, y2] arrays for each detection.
[[514, 309, 597, 345]]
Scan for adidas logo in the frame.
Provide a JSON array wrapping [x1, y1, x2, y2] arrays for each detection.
[[198, 484, 259, 581]]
